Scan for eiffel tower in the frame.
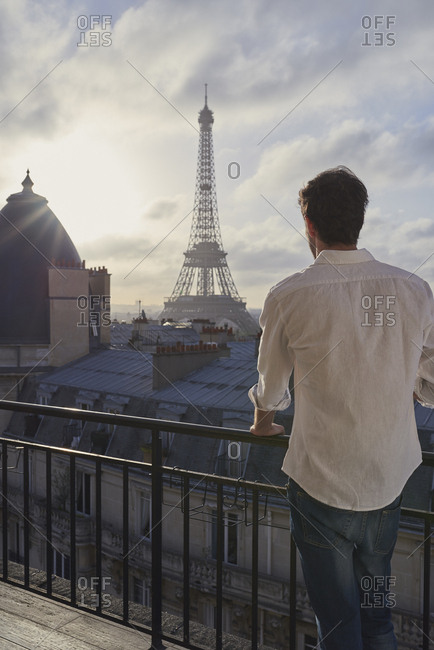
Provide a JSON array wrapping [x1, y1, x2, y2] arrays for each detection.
[[159, 87, 258, 335]]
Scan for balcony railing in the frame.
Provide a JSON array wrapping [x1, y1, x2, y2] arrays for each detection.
[[0, 399, 433, 650]]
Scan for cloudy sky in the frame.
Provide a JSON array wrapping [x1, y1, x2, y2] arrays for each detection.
[[1, 0, 433, 315]]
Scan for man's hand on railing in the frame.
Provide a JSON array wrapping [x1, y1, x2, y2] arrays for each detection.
[[250, 408, 285, 437]]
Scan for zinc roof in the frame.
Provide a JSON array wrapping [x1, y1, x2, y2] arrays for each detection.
[[41, 349, 154, 398], [152, 341, 260, 413]]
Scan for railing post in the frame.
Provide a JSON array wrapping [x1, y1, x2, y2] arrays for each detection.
[[251, 488, 259, 650], [289, 534, 297, 650], [151, 429, 163, 650], [23, 446, 29, 588], [183, 475, 190, 644], [122, 463, 129, 622], [96, 458, 102, 614], [2, 440, 8, 580], [46, 449, 52, 597], [422, 517, 431, 650], [70, 455, 76, 606], [216, 482, 223, 650]]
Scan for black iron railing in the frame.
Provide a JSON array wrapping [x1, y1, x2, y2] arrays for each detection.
[[0, 400, 433, 650]]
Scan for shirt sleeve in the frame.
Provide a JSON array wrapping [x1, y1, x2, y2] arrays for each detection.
[[248, 290, 294, 411], [414, 283, 434, 407]]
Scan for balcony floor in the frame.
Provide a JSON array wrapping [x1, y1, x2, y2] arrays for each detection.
[[0, 581, 185, 650]]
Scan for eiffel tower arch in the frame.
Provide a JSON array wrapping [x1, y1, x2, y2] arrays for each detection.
[[159, 88, 258, 335]]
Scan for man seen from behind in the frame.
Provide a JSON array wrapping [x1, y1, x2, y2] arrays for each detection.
[[249, 166, 434, 650]]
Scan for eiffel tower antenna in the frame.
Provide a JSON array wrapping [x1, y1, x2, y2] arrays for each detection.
[[159, 87, 258, 334]]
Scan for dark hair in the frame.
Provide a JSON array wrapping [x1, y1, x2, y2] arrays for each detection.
[[298, 166, 368, 245]]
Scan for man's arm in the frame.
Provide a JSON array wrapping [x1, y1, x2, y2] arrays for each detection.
[[414, 286, 434, 407], [248, 291, 294, 435], [414, 332, 434, 405]]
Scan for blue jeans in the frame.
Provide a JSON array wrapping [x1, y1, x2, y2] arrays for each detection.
[[288, 479, 401, 650]]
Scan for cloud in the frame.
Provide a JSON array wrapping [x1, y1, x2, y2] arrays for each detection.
[[80, 233, 153, 261], [234, 116, 434, 207], [142, 195, 186, 221], [1, 0, 434, 309]]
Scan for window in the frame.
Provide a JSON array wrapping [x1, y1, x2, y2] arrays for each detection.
[[137, 492, 151, 539], [211, 511, 238, 565], [77, 471, 91, 515], [161, 430, 174, 454], [24, 414, 41, 438], [37, 386, 54, 405], [9, 523, 22, 563], [305, 634, 318, 649], [53, 549, 70, 579], [80, 402, 89, 430], [77, 401, 91, 430], [65, 401, 90, 447], [90, 430, 110, 454], [201, 602, 231, 632], [106, 407, 118, 434], [201, 602, 215, 628], [133, 577, 150, 606], [63, 423, 81, 447]]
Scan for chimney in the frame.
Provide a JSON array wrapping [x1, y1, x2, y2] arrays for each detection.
[[151, 345, 230, 390]]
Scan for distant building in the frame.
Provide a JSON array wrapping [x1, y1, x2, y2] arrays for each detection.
[[0, 171, 110, 429]]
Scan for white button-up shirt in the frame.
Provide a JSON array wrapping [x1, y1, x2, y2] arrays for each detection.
[[249, 248, 434, 510]]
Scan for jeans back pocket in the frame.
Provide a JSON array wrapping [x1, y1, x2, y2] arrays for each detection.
[[373, 496, 402, 555]]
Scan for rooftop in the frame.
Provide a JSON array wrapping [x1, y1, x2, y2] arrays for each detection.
[[38, 348, 154, 398], [31, 340, 265, 413]]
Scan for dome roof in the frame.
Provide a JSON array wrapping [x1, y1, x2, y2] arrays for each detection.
[[0, 171, 82, 343]]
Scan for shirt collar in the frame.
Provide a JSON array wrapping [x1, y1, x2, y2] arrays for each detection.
[[313, 248, 375, 265]]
